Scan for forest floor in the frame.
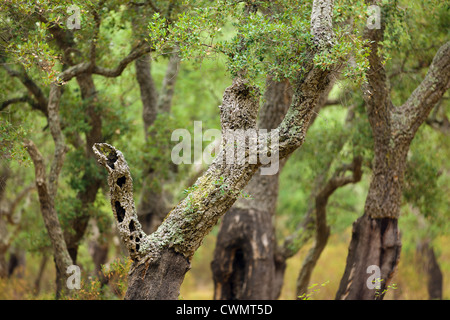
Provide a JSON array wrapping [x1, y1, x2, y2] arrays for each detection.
[[1, 227, 448, 300], [181, 228, 450, 300]]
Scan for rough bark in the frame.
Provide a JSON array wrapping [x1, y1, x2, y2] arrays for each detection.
[[34, 254, 49, 296], [211, 208, 276, 300], [125, 248, 191, 300], [336, 3, 450, 298]]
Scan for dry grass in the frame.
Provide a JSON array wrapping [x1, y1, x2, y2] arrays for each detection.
[[180, 230, 449, 300], [1, 231, 448, 300]]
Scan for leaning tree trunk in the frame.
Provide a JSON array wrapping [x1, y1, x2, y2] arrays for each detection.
[[335, 3, 450, 299], [94, 67, 335, 299], [24, 84, 73, 298]]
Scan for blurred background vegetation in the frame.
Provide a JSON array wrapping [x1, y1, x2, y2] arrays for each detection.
[[0, 0, 448, 299]]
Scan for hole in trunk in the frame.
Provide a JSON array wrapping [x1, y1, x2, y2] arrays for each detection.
[[114, 201, 125, 223], [230, 248, 246, 300], [129, 220, 136, 232], [117, 176, 126, 188], [107, 150, 118, 169]]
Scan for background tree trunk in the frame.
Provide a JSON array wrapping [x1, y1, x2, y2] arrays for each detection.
[[135, 52, 180, 234], [64, 73, 103, 264], [296, 156, 362, 298], [211, 78, 291, 300], [24, 139, 73, 298], [416, 239, 443, 300], [335, 9, 450, 297], [24, 84, 73, 298]]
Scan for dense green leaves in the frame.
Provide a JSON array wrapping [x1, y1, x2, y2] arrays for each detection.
[[148, 0, 371, 88]]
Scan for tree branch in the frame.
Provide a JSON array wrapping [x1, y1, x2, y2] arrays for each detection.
[[47, 84, 68, 200], [396, 41, 450, 139], [92, 42, 152, 78], [157, 51, 181, 113], [57, 42, 152, 82], [2, 64, 48, 117], [92, 143, 148, 262], [24, 140, 72, 274], [0, 95, 39, 111]]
